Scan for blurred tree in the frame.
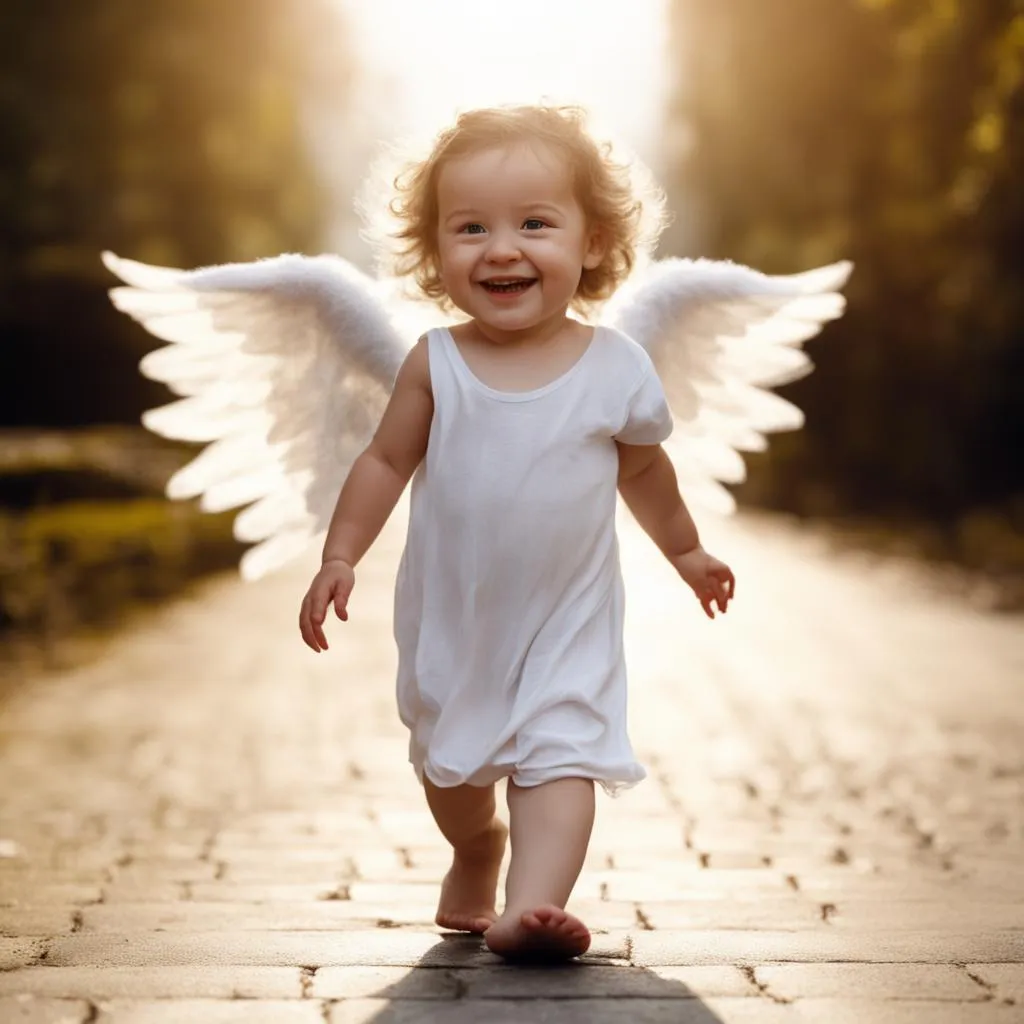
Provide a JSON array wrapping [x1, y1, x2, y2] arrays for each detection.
[[0, 0, 354, 427], [665, 0, 1023, 531]]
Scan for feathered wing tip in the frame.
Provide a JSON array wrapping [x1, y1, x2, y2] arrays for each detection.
[[102, 250, 413, 579], [604, 256, 853, 513], [101, 251, 189, 291], [773, 259, 854, 295]]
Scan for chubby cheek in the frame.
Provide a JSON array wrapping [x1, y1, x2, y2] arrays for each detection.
[[437, 245, 472, 286]]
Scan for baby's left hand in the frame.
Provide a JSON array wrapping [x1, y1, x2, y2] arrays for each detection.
[[672, 546, 735, 619]]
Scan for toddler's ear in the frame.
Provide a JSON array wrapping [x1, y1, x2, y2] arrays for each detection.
[[583, 226, 609, 270]]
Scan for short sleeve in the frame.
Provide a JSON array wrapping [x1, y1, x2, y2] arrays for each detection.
[[614, 362, 674, 445]]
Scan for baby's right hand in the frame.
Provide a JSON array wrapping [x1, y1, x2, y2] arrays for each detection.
[[299, 559, 355, 652]]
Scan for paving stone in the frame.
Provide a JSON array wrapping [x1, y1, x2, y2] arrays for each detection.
[[0, 886, 101, 907], [111, 863, 218, 884], [187, 883, 345, 902], [788, 1000, 1022, 1023], [755, 963, 987, 1001], [0, 871, 108, 887], [43, 931, 490, 968], [630, 930, 1024, 966], [0, 996, 91, 1023], [93, 1001, 324, 1023], [99, 885, 184, 904], [0, 966, 303, 999], [219, 865, 350, 884], [0, 937, 46, 969], [80, 902, 434, 932], [0, 908, 77, 936], [647, 966, 759, 997], [328, 997, 798, 1024], [312, 966, 462, 999], [45, 929, 631, 969], [455, 963, 756, 999], [827, 901, 1024, 930], [346, 883, 446, 905], [969, 963, 1024, 1004], [596, 868, 790, 902], [639, 899, 822, 930]]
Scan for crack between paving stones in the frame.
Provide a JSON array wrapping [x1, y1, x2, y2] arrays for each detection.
[[743, 965, 791, 1004], [449, 970, 470, 999], [319, 883, 351, 901], [962, 965, 997, 1002], [634, 906, 654, 931], [299, 966, 317, 998]]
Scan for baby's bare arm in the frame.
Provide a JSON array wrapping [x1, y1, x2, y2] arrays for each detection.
[[616, 443, 699, 557], [321, 337, 433, 568], [300, 339, 433, 651], [617, 443, 735, 617]]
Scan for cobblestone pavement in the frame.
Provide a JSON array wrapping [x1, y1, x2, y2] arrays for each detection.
[[1, 510, 1023, 1023]]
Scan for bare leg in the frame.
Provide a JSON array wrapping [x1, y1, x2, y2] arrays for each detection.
[[484, 777, 595, 961], [423, 778, 508, 934]]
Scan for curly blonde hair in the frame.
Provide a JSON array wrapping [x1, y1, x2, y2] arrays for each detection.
[[378, 104, 666, 313]]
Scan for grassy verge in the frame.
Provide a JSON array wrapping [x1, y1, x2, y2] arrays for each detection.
[[0, 427, 244, 658], [0, 497, 244, 678]]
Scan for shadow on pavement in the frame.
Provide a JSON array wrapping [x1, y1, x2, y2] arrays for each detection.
[[358, 933, 727, 1022]]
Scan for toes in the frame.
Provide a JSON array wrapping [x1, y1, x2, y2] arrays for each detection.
[[437, 913, 494, 934], [523, 905, 565, 928]]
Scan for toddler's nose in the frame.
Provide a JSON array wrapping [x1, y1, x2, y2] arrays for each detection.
[[485, 232, 522, 264]]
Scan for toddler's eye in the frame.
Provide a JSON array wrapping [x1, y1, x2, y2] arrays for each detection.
[[461, 223, 486, 234], [522, 218, 547, 230]]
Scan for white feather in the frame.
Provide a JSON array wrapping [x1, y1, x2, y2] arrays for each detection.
[[103, 250, 413, 577], [603, 257, 852, 510]]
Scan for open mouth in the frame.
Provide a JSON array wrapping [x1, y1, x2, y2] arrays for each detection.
[[479, 278, 537, 294]]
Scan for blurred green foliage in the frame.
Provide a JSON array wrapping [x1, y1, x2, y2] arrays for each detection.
[[0, 429, 243, 645], [0, 0, 352, 426], [0, 498, 243, 644], [0, 2, 353, 646], [666, 0, 1023, 545]]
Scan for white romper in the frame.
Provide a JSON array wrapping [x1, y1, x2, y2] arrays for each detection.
[[393, 325, 673, 794]]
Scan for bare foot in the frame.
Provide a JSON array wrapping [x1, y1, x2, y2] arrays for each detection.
[[484, 904, 591, 961], [435, 820, 507, 934]]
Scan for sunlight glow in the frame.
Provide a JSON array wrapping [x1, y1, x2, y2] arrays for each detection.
[[341, 0, 670, 161]]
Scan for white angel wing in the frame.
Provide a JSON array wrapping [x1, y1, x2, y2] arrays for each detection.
[[102, 251, 414, 579], [602, 257, 853, 512]]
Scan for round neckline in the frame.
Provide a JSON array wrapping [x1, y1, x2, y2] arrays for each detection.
[[440, 325, 601, 403]]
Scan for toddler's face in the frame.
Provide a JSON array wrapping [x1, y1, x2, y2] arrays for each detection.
[[435, 142, 604, 336]]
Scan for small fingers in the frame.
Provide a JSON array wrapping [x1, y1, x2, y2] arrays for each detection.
[[709, 577, 730, 614], [298, 606, 318, 652], [311, 610, 329, 651], [299, 591, 329, 652]]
